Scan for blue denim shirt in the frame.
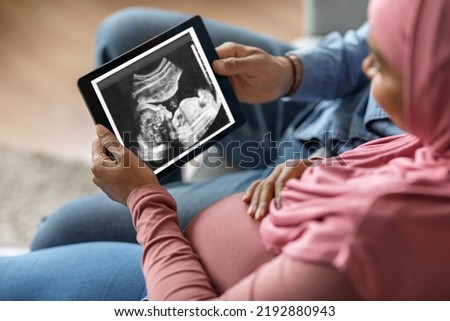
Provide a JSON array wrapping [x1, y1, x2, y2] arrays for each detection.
[[286, 22, 403, 156]]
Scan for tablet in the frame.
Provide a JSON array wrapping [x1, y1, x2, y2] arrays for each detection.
[[77, 16, 245, 179]]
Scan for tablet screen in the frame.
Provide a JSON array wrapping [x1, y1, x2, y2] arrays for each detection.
[[78, 16, 244, 179]]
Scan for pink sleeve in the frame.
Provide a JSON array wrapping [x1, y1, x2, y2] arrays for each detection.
[[343, 193, 450, 300], [128, 184, 217, 300], [277, 191, 450, 300], [128, 185, 357, 301]]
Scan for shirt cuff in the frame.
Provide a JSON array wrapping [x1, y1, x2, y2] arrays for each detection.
[[285, 48, 336, 101]]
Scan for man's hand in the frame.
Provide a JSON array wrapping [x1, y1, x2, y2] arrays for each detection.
[[242, 159, 312, 220], [91, 124, 160, 205], [212, 42, 296, 103]]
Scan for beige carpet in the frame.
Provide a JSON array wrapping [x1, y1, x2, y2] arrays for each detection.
[[0, 144, 99, 247]]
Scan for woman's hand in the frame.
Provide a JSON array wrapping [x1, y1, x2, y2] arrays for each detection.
[[242, 159, 312, 221], [91, 124, 160, 205], [212, 42, 296, 104]]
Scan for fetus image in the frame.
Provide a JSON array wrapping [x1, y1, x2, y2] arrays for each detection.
[[132, 57, 222, 164], [135, 103, 177, 162], [172, 88, 221, 146]]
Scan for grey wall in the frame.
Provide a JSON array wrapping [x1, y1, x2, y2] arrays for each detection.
[[305, 0, 369, 35]]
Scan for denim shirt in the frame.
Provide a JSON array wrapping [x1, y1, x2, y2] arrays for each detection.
[[286, 22, 403, 156]]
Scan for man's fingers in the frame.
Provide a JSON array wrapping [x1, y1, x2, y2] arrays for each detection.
[[213, 56, 256, 76], [215, 42, 247, 59], [214, 42, 264, 75]]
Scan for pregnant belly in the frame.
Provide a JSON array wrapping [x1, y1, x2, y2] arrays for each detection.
[[183, 193, 276, 294]]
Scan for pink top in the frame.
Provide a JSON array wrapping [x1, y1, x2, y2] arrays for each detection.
[[128, 182, 450, 300]]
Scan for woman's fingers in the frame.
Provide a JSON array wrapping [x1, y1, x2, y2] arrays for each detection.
[[244, 160, 312, 219], [242, 179, 261, 203], [247, 181, 262, 218], [244, 165, 283, 220], [254, 178, 276, 220]]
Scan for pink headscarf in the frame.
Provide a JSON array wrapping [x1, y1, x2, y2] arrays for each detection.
[[370, 0, 450, 156], [260, 0, 450, 299]]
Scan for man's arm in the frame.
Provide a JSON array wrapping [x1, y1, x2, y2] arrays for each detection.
[[290, 22, 371, 101]]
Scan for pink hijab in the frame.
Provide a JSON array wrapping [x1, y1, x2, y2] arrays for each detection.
[[260, 0, 450, 299], [370, 0, 450, 156]]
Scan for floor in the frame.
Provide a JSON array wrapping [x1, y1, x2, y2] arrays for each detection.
[[0, 0, 303, 163]]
